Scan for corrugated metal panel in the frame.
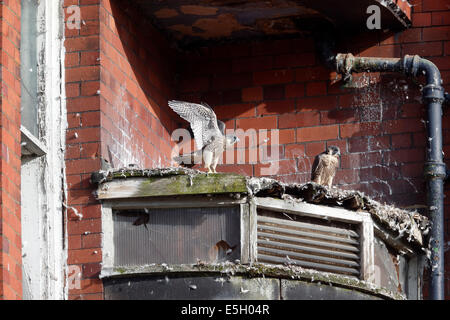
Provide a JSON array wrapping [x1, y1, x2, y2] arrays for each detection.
[[257, 211, 361, 277], [113, 207, 240, 266]]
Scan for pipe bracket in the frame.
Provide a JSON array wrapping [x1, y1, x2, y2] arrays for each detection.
[[424, 161, 447, 179], [423, 84, 445, 104]]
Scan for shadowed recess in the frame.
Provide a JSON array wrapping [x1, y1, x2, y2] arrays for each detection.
[[130, 0, 412, 47]]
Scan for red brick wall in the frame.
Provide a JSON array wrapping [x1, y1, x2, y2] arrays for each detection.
[[64, 0, 177, 299], [176, 0, 450, 298], [99, 0, 177, 169], [0, 0, 22, 300], [177, 39, 426, 204], [64, 0, 103, 300]]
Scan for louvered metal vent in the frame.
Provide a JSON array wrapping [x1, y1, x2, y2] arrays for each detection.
[[257, 210, 361, 277]]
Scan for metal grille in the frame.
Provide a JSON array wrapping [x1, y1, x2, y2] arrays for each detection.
[[113, 207, 240, 266], [257, 210, 361, 277]]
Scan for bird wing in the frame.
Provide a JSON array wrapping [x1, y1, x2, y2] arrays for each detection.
[[168, 100, 222, 150], [311, 153, 323, 182], [312, 153, 339, 183], [202, 101, 226, 135]]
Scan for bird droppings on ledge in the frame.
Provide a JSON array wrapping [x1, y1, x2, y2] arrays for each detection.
[[92, 167, 430, 247], [91, 166, 203, 184], [247, 176, 430, 247]]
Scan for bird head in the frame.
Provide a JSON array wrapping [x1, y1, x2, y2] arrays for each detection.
[[327, 145, 341, 156], [225, 135, 239, 146]]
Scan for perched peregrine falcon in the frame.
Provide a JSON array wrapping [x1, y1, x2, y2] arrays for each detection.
[[311, 146, 341, 188], [168, 100, 239, 173]]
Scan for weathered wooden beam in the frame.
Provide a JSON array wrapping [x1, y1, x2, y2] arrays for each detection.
[[254, 197, 368, 224], [359, 217, 375, 283], [97, 173, 247, 200], [104, 196, 246, 210]]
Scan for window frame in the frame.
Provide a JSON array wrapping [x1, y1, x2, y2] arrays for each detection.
[[101, 196, 249, 276], [100, 195, 374, 280], [252, 197, 375, 282], [20, 0, 67, 300]]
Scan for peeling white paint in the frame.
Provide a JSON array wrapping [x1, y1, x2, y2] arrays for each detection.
[[21, 0, 67, 300]]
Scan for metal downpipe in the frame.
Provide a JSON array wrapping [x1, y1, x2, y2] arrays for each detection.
[[334, 53, 446, 300], [420, 58, 446, 300]]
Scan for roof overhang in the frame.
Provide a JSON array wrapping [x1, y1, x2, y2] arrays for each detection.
[[128, 0, 412, 47]]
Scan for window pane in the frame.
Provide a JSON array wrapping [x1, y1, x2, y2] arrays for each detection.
[[20, 0, 39, 137], [113, 207, 241, 266]]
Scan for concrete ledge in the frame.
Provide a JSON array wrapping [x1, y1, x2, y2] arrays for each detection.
[[101, 263, 405, 300]]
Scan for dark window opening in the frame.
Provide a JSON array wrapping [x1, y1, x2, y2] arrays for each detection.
[[112, 207, 241, 266]]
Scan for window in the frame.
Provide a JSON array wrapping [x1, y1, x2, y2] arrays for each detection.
[[101, 196, 249, 275], [21, 0, 45, 158]]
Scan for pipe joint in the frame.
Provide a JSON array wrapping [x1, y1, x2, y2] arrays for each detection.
[[423, 84, 445, 104], [336, 53, 355, 82], [402, 55, 421, 77], [424, 161, 447, 180]]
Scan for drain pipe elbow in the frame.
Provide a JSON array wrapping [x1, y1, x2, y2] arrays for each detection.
[[404, 56, 446, 166], [416, 57, 443, 87]]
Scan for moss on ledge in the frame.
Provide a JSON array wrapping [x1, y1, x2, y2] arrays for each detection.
[[137, 173, 247, 197], [96, 168, 247, 199]]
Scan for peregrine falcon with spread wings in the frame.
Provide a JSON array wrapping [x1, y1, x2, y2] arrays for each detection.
[[168, 100, 239, 173], [311, 146, 341, 188]]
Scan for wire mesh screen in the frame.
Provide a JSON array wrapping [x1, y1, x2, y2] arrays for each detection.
[[113, 207, 241, 266]]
